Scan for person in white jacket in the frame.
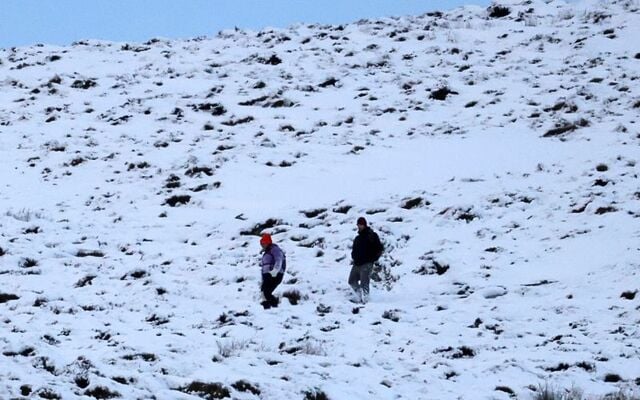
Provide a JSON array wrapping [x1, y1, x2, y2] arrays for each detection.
[[259, 233, 286, 309]]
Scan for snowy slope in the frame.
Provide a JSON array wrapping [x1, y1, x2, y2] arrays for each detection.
[[1, 0, 639, 399]]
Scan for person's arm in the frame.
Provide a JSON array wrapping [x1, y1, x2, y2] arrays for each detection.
[[271, 248, 284, 276]]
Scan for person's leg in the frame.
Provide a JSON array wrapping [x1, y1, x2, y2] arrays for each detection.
[[268, 273, 284, 307], [359, 263, 373, 303], [261, 274, 277, 307], [348, 264, 362, 294]]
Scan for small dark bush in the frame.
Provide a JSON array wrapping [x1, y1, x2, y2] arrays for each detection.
[[75, 275, 96, 288], [231, 380, 260, 395], [382, 309, 400, 322], [76, 250, 104, 257], [302, 208, 327, 218], [259, 54, 282, 65], [452, 346, 475, 359], [240, 218, 281, 236], [316, 304, 332, 315], [75, 376, 90, 389], [165, 195, 191, 207], [495, 386, 515, 397], [333, 205, 352, 214], [402, 197, 427, 209], [545, 362, 571, 372], [33, 297, 48, 307], [604, 373, 623, 383], [193, 102, 226, 116], [575, 361, 595, 372], [430, 86, 459, 101], [37, 388, 61, 399], [84, 386, 121, 399], [185, 166, 214, 177], [304, 389, 330, 400], [179, 381, 231, 399], [0, 246, 5, 256], [543, 123, 578, 137], [488, 5, 511, 18], [620, 290, 637, 300], [413, 260, 450, 276], [23, 226, 40, 234], [71, 79, 97, 89], [595, 206, 617, 215], [70, 157, 85, 166], [20, 385, 32, 396], [1, 293, 21, 303], [122, 352, 157, 362], [319, 77, 339, 88], [21, 258, 38, 268], [127, 269, 148, 279], [145, 314, 169, 326], [596, 163, 609, 172], [221, 116, 254, 126], [283, 290, 302, 305]]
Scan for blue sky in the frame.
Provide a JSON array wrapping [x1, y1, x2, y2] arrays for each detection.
[[0, 0, 490, 49]]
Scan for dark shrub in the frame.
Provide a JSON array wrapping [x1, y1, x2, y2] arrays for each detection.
[[430, 86, 458, 101], [221, 116, 254, 126], [333, 205, 352, 214], [604, 373, 623, 383], [302, 208, 327, 218], [76, 250, 104, 257], [75, 376, 90, 389], [595, 206, 617, 215], [259, 54, 282, 65], [543, 122, 578, 137], [75, 275, 96, 288], [382, 310, 400, 322], [495, 386, 515, 396], [240, 219, 281, 236], [304, 389, 330, 400], [401, 197, 426, 209], [283, 290, 302, 305], [185, 166, 214, 177], [231, 380, 260, 395], [319, 78, 338, 88], [84, 386, 121, 399], [193, 103, 226, 116], [488, 5, 510, 18], [179, 381, 231, 399], [21, 258, 38, 268], [165, 195, 191, 207], [0, 293, 20, 304], [71, 79, 97, 89]]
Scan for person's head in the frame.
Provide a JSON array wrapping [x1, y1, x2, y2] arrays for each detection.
[[260, 233, 272, 249], [356, 217, 367, 232]]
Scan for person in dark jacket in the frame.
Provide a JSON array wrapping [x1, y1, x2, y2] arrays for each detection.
[[349, 217, 383, 304], [259, 233, 286, 309]]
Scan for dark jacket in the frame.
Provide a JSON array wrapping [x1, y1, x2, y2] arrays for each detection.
[[351, 227, 383, 266]]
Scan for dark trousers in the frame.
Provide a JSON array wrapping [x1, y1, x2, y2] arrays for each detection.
[[261, 273, 284, 306], [348, 262, 373, 297]]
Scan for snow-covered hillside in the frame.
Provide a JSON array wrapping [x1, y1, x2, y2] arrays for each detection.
[[1, 0, 639, 398]]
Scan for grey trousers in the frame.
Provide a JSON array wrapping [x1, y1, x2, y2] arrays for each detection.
[[348, 262, 373, 296]]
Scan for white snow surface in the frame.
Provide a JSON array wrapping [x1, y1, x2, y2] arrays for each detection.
[[1, 0, 639, 399]]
